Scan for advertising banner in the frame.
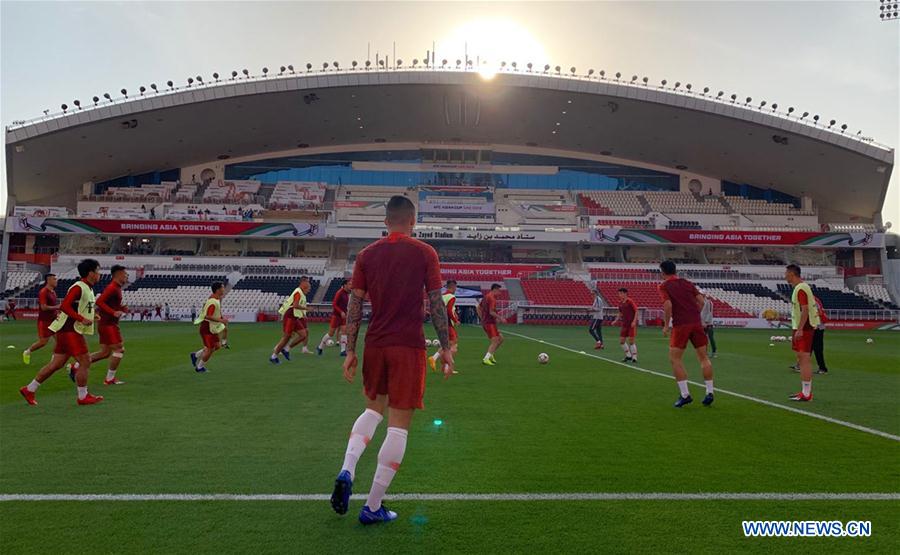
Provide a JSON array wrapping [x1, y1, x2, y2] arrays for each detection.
[[8, 217, 323, 238], [590, 228, 884, 248], [440, 264, 559, 280], [419, 200, 495, 214]]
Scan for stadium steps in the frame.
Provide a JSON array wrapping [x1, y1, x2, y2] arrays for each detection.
[[636, 195, 652, 214], [503, 278, 527, 303]]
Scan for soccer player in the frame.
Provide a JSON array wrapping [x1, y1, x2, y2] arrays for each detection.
[[429, 280, 459, 373], [330, 195, 453, 525], [23, 273, 60, 364], [659, 260, 714, 408], [19, 259, 104, 406], [613, 288, 638, 362], [190, 282, 228, 373], [785, 264, 820, 401], [69, 265, 129, 385], [812, 295, 828, 374], [318, 279, 351, 356], [270, 276, 312, 363], [588, 290, 604, 350], [701, 294, 717, 357], [477, 283, 504, 366]]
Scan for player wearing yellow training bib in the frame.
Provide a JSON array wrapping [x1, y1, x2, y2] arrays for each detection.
[[190, 281, 228, 373]]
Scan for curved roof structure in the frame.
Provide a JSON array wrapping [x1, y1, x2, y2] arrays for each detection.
[[5, 69, 894, 219]]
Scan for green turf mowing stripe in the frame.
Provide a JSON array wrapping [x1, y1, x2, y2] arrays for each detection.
[[2, 493, 899, 502], [504, 330, 900, 443]]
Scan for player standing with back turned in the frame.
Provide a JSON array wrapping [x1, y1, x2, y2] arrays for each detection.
[[329, 196, 453, 525]]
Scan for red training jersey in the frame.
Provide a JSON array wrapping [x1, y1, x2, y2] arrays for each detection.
[[351, 232, 442, 348], [618, 299, 637, 328], [658, 276, 702, 326], [796, 288, 814, 330], [38, 287, 59, 323], [333, 287, 349, 316], [480, 294, 497, 325], [96, 282, 124, 325], [814, 296, 828, 324], [447, 296, 458, 326], [58, 280, 91, 333]]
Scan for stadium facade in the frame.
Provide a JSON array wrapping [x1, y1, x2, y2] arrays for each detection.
[[3, 68, 899, 329]]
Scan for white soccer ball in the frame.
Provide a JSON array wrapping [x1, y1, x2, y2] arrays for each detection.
[[769, 335, 775, 341], [425, 339, 434, 347], [538, 352, 549, 364], [866, 338, 874, 344], [326, 339, 335, 347]]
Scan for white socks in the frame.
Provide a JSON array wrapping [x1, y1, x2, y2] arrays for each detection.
[[77, 386, 88, 400], [23, 349, 31, 355], [629, 344, 638, 359], [621, 343, 630, 355], [431, 350, 441, 361], [802, 381, 812, 396], [26, 380, 40, 392], [340, 334, 348, 352], [677, 380, 690, 397], [106, 370, 117, 381], [366, 427, 408, 511], [705, 380, 714, 394], [341, 409, 384, 480], [318, 333, 331, 349]]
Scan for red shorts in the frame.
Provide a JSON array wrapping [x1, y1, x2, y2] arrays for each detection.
[[53, 331, 88, 357], [98, 324, 123, 345], [620, 325, 637, 339], [201, 331, 221, 349], [37, 320, 55, 339], [670, 323, 708, 350], [792, 328, 814, 353], [449, 326, 458, 342], [363, 345, 427, 410], [283, 315, 309, 334], [482, 323, 500, 339], [329, 314, 346, 330]]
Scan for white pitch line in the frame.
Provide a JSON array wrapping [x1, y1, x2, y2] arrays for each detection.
[[504, 330, 900, 443], [1, 493, 898, 502]]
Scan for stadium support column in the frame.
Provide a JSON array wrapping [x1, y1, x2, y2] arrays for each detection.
[[0, 229, 10, 293]]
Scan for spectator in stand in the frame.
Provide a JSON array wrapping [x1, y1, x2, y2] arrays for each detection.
[[141, 204, 147, 213], [150, 207, 156, 219]]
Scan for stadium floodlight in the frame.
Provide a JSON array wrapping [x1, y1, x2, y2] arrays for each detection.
[[442, 59, 448, 67], [139, 86, 146, 95], [73, 99, 81, 109], [262, 67, 269, 76], [788, 107, 795, 114], [759, 100, 766, 108], [771, 103, 778, 111], [615, 72, 621, 80], [674, 81, 681, 89], [660, 79, 667, 87], [717, 91, 724, 98], [187, 78, 194, 86], [643, 76, 649, 85], [92, 96, 99, 105], [456, 59, 462, 67], [587, 68, 594, 76], [685, 84, 692, 91], [231, 71, 238, 79], [813, 114, 820, 123], [279, 66, 285, 75], [365, 60, 371, 69], [703, 87, 710, 94], [351, 60, 358, 69], [288, 65, 294, 73], [554, 65, 561, 73], [544, 64, 551, 72], [412, 59, 418, 67], [196, 76, 203, 83], [121, 88, 128, 97], [322, 62, 329, 70], [306, 63, 313, 71], [333, 61, 339, 69], [500, 61, 507, 69], [150, 83, 158, 92], [631, 75, 637, 82], [242, 69, 249, 77], [841, 124, 848, 132], [61, 103, 67, 112], [599, 70, 605, 78], [43, 109, 50, 115], [511, 61, 518, 70], [730, 94, 737, 102], [212, 73, 219, 81], [104, 93, 112, 100], [801, 111, 809, 119], [527, 62, 533, 71], [466, 60, 473, 67], [828, 119, 836, 127], [396, 59, 403, 67]]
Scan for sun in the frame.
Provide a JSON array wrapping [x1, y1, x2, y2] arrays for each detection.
[[439, 19, 549, 76]]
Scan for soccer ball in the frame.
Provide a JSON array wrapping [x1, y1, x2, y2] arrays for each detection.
[[426, 339, 435, 347], [538, 353, 549, 364], [866, 338, 874, 344], [326, 339, 335, 347]]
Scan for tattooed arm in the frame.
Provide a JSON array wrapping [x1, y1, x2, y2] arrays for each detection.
[[428, 288, 451, 350], [344, 289, 365, 354]]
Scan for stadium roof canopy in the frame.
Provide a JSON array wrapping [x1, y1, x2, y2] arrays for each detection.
[[5, 69, 894, 219]]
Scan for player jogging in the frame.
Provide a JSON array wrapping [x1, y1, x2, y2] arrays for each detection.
[[588, 290, 604, 350], [330, 195, 453, 525], [22, 273, 60, 364], [659, 260, 714, 408], [270, 276, 312, 363], [318, 279, 351, 356], [477, 283, 504, 366], [69, 265, 129, 385], [19, 259, 104, 406], [613, 288, 638, 362], [785, 264, 820, 401], [190, 282, 228, 373], [429, 280, 460, 373]]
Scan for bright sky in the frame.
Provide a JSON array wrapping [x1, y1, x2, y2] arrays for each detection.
[[1, 1, 898, 224]]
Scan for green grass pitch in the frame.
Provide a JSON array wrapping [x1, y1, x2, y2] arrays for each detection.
[[0, 320, 898, 553]]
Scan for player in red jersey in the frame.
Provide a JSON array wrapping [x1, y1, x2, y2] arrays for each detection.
[[190, 282, 228, 373], [612, 288, 639, 363], [270, 276, 312, 363], [317, 279, 351, 356], [429, 280, 459, 373], [658, 260, 714, 408], [477, 284, 504, 366], [785, 264, 821, 402], [69, 265, 129, 385], [330, 196, 453, 525], [19, 259, 104, 406], [22, 274, 60, 365]]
